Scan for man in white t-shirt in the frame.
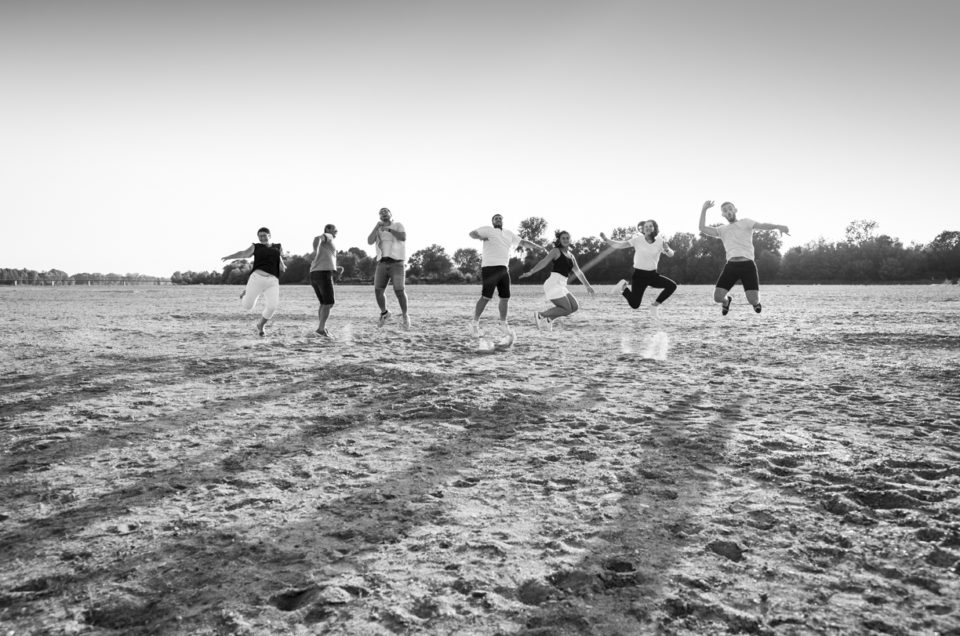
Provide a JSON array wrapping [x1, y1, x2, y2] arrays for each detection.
[[468, 213, 544, 336], [367, 207, 410, 328], [699, 200, 789, 315], [600, 219, 677, 320]]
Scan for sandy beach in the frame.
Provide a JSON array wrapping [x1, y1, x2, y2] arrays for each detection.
[[1, 283, 959, 635]]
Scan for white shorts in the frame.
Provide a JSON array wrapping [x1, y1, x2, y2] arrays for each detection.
[[543, 272, 570, 301]]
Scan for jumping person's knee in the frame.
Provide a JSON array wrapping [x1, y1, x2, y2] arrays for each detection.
[[713, 288, 728, 303]]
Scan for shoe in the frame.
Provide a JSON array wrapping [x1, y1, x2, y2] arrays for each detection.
[[721, 295, 732, 316], [533, 311, 545, 330], [402, 314, 411, 330], [613, 279, 629, 295], [378, 310, 391, 327], [754, 303, 762, 314], [469, 322, 480, 337], [316, 328, 334, 339], [496, 321, 511, 334]]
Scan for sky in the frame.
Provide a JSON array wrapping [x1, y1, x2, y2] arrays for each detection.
[[2, 0, 958, 276]]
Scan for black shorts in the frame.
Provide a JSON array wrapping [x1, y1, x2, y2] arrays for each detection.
[[715, 260, 760, 292], [310, 270, 335, 305], [480, 266, 511, 299]]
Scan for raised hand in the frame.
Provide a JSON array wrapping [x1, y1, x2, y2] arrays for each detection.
[[702, 200, 715, 210]]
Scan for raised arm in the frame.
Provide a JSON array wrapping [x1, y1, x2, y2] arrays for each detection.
[[599, 232, 631, 250], [570, 255, 596, 295], [367, 222, 382, 245], [699, 200, 720, 238], [519, 238, 546, 251], [518, 248, 559, 278], [222, 244, 255, 261], [661, 241, 675, 258], [754, 222, 790, 235]]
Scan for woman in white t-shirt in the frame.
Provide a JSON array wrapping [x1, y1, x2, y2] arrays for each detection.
[[601, 219, 676, 319]]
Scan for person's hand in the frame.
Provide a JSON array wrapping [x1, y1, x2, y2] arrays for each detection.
[[519, 272, 531, 279], [780, 226, 790, 235], [600, 232, 608, 241], [703, 200, 714, 210], [587, 286, 596, 296]]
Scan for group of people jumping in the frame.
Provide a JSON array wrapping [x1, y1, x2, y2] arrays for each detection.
[[221, 201, 789, 338]]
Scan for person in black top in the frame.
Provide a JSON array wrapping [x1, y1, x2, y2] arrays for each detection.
[[519, 230, 595, 330], [222, 227, 287, 336]]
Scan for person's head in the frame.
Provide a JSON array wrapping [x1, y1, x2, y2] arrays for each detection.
[[639, 219, 659, 239], [491, 213, 504, 229], [324, 223, 337, 236], [720, 202, 737, 222], [554, 230, 571, 249], [379, 207, 392, 223], [256, 227, 271, 243]]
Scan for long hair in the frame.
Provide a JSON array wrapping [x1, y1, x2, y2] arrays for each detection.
[[553, 229, 570, 249]]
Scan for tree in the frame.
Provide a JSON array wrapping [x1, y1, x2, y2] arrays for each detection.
[[845, 219, 879, 246], [337, 251, 359, 279], [408, 244, 453, 281], [280, 254, 311, 284], [925, 231, 960, 280], [453, 247, 481, 277]]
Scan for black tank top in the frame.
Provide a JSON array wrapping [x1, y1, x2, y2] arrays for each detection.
[[252, 243, 282, 278], [552, 251, 574, 277]]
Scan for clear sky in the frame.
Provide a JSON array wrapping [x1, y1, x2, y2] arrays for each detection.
[[2, 0, 957, 276]]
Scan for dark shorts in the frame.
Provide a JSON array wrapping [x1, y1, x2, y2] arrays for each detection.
[[480, 266, 511, 299], [716, 260, 760, 292], [310, 270, 335, 305]]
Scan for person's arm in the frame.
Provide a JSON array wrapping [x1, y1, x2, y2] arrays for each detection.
[[519, 238, 546, 251], [518, 248, 558, 278], [699, 200, 720, 238], [279, 253, 287, 273], [599, 232, 631, 249], [367, 222, 382, 245], [469, 227, 486, 241], [309, 235, 322, 259], [222, 244, 256, 261], [754, 222, 790, 235], [661, 241, 675, 258], [386, 223, 407, 242], [570, 255, 596, 295]]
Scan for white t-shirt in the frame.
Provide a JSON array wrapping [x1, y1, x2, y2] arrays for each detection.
[[474, 226, 521, 267], [629, 235, 666, 271], [716, 219, 756, 260], [310, 234, 337, 272], [375, 221, 406, 261]]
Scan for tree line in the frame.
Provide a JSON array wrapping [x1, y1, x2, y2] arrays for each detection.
[[187, 218, 958, 286], [6, 219, 956, 287], [0, 269, 168, 285]]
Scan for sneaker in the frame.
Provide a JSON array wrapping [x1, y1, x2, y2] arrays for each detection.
[[754, 303, 762, 314], [401, 314, 411, 330], [533, 311, 545, 330], [469, 322, 481, 337], [496, 321, 511, 334], [721, 295, 732, 316], [315, 328, 334, 339], [378, 310, 391, 327], [613, 279, 629, 295]]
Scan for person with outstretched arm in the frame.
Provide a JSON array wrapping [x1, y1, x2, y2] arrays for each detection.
[[699, 200, 789, 315]]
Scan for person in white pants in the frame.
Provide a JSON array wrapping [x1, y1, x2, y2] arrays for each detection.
[[222, 227, 287, 336]]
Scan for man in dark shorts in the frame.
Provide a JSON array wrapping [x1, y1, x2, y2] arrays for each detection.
[[468, 213, 544, 336], [309, 223, 341, 337], [699, 200, 789, 315]]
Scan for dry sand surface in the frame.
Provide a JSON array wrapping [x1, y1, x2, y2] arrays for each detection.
[[1, 283, 959, 635]]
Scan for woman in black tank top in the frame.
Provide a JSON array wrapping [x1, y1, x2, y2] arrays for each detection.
[[519, 230, 595, 330], [222, 227, 287, 336]]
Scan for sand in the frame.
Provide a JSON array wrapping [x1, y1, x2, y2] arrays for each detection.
[[1, 283, 959, 635]]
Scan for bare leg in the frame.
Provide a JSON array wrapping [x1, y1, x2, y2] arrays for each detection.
[[498, 297, 509, 321], [745, 290, 760, 307], [374, 288, 387, 312], [395, 289, 408, 315], [255, 316, 267, 336], [540, 295, 578, 320], [317, 304, 332, 334], [474, 296, 490, 321], [713, 287, 729, 303]]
